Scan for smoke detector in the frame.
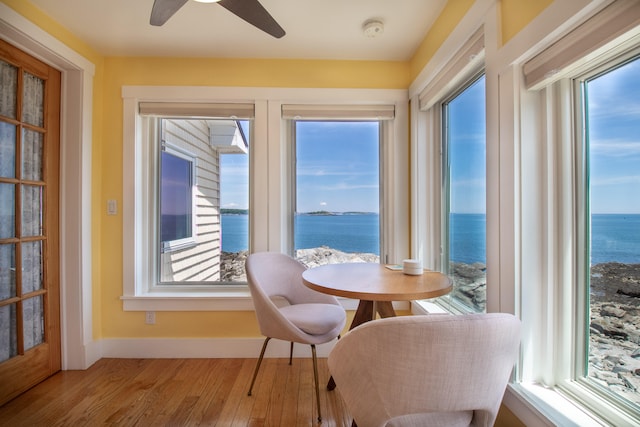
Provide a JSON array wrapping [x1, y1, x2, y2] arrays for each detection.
[[363, 19, 384, 38]]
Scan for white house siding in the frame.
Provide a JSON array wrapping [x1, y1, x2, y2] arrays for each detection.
[[160, 119, 221, 282]]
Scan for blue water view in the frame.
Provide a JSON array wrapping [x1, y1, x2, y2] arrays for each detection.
[[221, 213, 380, 254], [591, 214, 640, 265], [221, 213, 640, 265], [221, 214, 249, 253], [450, 213, 486, 264], [295, 214, 380, 254]]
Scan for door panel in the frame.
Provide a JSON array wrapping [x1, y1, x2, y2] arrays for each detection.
[[0, 39, 61, 405]]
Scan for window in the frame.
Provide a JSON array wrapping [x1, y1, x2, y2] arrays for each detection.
[[511, 3, 640, 423], [219, 121, 250, 256], [293, 121, 381, 266], [579, 54, 640, 410], [160, 145, 195, 250], [410, 28, 485, 314], [122, 87, 408, 311], [441, 74, 486, 313], [155, 118, 249, 285]]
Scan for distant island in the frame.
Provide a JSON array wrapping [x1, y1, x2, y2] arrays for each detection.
[[299, 211, 377, 216], [221, 208, 248, 215], [220, 209, 377, 216]]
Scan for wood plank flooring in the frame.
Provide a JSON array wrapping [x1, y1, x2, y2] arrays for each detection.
[[0, 358, 354, 427]]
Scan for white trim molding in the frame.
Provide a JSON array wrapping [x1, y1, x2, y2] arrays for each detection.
[[121, 85, 409, 311], [100, 337, 339, 359]]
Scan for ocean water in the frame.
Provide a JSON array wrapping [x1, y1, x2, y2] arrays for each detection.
[[591, 214, 640, 265], [221, 214, 249, 253], [295, 214, 380, 254], [450, 213, 486, 264], [220, 214, 380, 254], [221, 213, 640, 265]]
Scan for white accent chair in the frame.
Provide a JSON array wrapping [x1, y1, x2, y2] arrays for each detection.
[[328, 313, 521, 427], [245, 252, 347, 422]]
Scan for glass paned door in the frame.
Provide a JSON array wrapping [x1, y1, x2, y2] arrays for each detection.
[[0, 39, 61, 405]]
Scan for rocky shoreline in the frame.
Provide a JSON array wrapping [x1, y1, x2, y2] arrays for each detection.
[[221, 250, 640, 404], [589, 262, 640, 404]]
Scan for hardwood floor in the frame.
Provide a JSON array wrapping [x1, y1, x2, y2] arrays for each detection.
[[0, 358, 354, 426]]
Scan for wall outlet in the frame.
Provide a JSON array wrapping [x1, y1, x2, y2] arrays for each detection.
[[145, 311, 156, 324]]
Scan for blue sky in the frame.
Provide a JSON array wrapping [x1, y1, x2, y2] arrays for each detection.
[[295, 121, 379, 213], [221, 58, 639, 214], [587, 57, 640, 214], [220, 121, 380, 213], [447, 75, 486, 214], [219, 121, 250, 210]]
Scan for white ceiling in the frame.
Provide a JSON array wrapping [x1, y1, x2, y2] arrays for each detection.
[[28, 0, 447, 61]]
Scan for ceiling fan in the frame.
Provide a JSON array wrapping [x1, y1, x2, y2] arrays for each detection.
[[150, 0, 286, 38]]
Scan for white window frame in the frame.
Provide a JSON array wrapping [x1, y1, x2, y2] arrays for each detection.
[[121, 86, 408, 312], [410, 26, 486, 313], [439, 71, 486, 314], [557, 45, 640, 427], [283, 106, 395, 263], [410, 1, 640, 425], [159, 142, 197, 253], [499, 3, 640, 426]]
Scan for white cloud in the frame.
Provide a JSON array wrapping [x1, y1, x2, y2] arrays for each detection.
[[590, 139, 640, 157], [591, 175, 640, 186]]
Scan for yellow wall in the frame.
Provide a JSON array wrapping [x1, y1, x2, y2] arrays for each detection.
[[501, 0, 553, 45], [99, 57, 409, 338], [3, 0, 549, 341], [409, 0, 475, 80]]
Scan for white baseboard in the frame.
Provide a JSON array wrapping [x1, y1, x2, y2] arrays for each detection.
[[84, 339, 103, 368], [76, 300, 410, 368], [98, 337, 338, 359]]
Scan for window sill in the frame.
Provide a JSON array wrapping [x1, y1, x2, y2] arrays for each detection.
[[411, 299, 450, 314], [504, 383, 608, 427], [121, 289, 254, 311], [120, 291, 396, 312]]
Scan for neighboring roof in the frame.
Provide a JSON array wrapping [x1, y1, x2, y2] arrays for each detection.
[[208, 120, 248, 154]]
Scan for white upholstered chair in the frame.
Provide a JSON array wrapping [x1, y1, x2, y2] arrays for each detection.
[[245, 251, 347, 422], [328, 313, 521, 427]]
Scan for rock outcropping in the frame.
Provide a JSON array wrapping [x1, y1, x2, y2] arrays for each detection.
[[589, 262, 640, 404]]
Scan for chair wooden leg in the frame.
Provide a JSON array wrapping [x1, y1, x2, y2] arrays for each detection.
[[311, 344, 322, 423], [248, 337, 271, 396], [289, 342, 294, 365]]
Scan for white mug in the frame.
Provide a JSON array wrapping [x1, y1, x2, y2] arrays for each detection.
[[403, 259, 423, 275]]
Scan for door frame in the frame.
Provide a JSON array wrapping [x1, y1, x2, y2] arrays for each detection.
[[0, 4, 96, 370]]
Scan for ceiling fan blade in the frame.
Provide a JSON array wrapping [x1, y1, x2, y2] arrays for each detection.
[[150, 0, 189, 26], [218, 0, 286, 39]]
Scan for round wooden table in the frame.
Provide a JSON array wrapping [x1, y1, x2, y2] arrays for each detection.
[[302, 262, 452, 390], [303, 262, 451, 325]]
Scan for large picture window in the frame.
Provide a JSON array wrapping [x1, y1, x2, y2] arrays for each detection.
[[155, 118, 250, 284], [514, 5, 640, 421], [293, 121, 381, 267], [580, 54, 640, 408], [441, 74, 486, 313]]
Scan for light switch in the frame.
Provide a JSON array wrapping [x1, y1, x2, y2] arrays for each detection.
[[107, 199, 117, 215]]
